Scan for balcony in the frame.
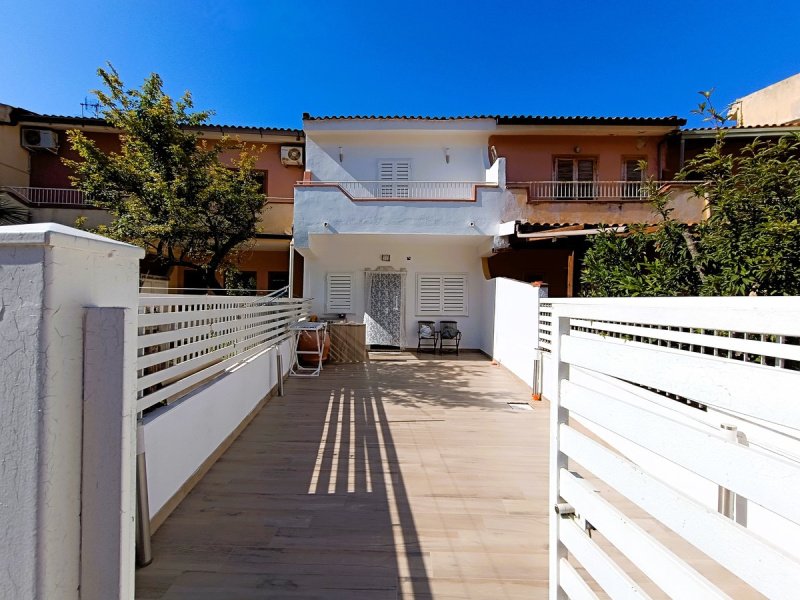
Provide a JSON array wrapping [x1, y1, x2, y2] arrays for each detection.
[[298, 180, 494, 201], [519, 180, 678, 202], [2, 186, 89, 206]]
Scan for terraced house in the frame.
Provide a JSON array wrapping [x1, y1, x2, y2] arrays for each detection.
[[0, 103, 305, 294]]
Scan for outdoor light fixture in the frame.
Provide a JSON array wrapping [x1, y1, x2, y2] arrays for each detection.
[[381, 254, 391, 262], [444, 147, 450, 164], [338, 146, 343, 163], [323, 221, 329, 229], [573, 146, 582, 153]]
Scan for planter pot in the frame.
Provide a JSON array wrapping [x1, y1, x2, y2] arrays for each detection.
[[297, 330, 331, 366]]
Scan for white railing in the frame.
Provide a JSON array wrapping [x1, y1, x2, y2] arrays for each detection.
[[4, 186, 88, 206], [136, 294, 310, 412], [529, 181, 656, 201], [547, 297, 800, 599], [321, 180, 485, 200]]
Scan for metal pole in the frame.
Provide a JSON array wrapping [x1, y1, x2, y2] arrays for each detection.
[[276, 352, 284, 396], [288, 238, 295, 299], [717, 423, 738, 519], [135, 421, 153, 567]]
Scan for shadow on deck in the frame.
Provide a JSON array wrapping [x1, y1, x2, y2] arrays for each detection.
[[135, 352, 549, 599]]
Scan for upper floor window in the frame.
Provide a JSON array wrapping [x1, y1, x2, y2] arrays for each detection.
[[378, 160, 411, 198], [554, 157, 596, 199], [622, 158, 645, 198]]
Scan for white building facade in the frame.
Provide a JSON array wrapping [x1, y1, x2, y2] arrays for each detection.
[[293, 116, 519, 350]]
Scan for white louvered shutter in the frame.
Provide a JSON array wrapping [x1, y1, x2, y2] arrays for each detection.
[[326, 273, 353, 313], [416, 273, 467, 316], [417, 274, 443, 315], [378, 160, 411, 198], [442, 275, 467, 314]]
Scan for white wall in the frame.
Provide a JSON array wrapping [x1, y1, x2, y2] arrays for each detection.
[[487, 278, 548, 388], [294, 119, 521, 248], [0, 224, 142, 600], [142, 340, 292, 518], [300, 234, 493, 350], [294, 181, 513, 248], [734, 72, 800, 126], [305, 130, 492, 183]]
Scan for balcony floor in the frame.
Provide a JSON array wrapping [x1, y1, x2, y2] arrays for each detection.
[[135, 352, 549, 599]]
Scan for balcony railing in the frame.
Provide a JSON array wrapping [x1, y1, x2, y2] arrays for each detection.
[[4, 186, 88, 206], [302, 180, 489, 201], [528, 180, 657, 201]]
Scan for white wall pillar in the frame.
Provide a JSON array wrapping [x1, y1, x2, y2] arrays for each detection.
[[0, 224, 143, 600]]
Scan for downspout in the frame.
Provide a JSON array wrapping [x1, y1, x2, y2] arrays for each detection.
[[288, 237, 295, 298]]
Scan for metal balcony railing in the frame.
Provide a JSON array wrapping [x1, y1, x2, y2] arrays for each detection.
[[529, 180, 657, 201], [4, 186, 88, 206], [309, 180, 486, 201]]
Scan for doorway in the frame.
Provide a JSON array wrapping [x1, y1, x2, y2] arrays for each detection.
[[364, 271, 405, 349]]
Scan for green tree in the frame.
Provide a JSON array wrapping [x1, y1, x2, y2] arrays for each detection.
[[0, 197, 29, 225], [582, 93, 800, 297], [65, 64, 267, 291]]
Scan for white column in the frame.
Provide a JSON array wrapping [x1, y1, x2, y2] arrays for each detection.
[[0, 223, 143, 600]]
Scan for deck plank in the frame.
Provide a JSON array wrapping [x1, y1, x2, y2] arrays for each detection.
[[135, 352, 549, 599]]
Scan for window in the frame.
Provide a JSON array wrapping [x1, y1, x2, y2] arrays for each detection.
[[267, 271, 289, 291], [253, 170, 268, 195], [416, 273, 468, 316], [326, 272, 354, 313], [554, 158, 596, 199], [228, 168, 268, 195], [378, 160, 411, 198], [622, 158, 645, 198]]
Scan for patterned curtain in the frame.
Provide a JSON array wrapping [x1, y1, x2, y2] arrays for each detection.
[[364, 271, 406, 349]]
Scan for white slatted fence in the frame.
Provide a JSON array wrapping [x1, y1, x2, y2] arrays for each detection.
[[137, 294, 310, 412], [547, 297, 800, 599]]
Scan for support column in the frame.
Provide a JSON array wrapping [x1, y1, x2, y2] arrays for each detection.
[[0, 224, 143, 600]]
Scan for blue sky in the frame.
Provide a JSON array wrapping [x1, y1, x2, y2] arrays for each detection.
[[1, 0, 799, 129]]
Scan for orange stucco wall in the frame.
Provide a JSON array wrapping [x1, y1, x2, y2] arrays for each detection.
[[490, 134, 660, 182], [30, 131, 120, 188]]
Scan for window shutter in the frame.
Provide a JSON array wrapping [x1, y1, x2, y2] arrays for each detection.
[[417, 275, 443, 315], [326, 273, 354, 313], [556, 159, 573, 182], [378, 160, 411, 198], [416, 273, 467, 316], [623, 159, 643, 182], [576, 159, 595, 182], [442, 275, 467, 314]]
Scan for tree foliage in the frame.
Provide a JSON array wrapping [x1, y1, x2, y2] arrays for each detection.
[[582, 93, 800, 297], [65, 64, 267, 290]]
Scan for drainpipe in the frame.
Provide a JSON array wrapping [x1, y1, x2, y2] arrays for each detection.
[[288, 238, 295, 299]]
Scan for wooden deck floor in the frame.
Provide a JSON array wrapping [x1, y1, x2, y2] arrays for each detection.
[[135, 352, 550, 599]]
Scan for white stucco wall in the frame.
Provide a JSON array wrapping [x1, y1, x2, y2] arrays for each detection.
[[305, 130, 493, 184], [142, 340, 292, 518], [734, 72, 800, 126], [488, 278, 548, 388], [299, 234, 493, 350], [294, 119, 519, 248], [0, 224, 142, 600]]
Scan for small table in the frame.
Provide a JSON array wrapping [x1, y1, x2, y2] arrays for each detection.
[[289, 321, 327, 377]]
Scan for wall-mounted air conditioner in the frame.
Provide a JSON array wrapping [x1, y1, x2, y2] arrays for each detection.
[[280, 145, 304, 166], [21, 128, 59, 153]]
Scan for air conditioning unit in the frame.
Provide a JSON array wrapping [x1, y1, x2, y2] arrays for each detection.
[[21, 128, 59, 153], [280, 145, 304, 166]]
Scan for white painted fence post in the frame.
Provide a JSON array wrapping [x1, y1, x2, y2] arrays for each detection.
[[0, 224, 143, 600], [548, 307, 570, 600]]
